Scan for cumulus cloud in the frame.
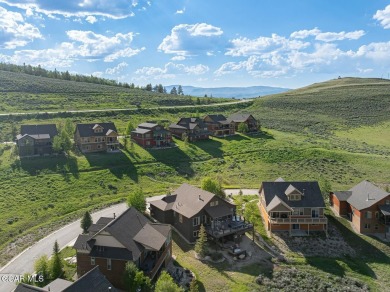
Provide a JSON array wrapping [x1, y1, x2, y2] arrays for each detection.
[[85, 15, 97, 24], [0, 0, 152, 19], [158, 23, 223, 57], [374, 5, 390, 29], [106, 62, 128, 75], [135, 62, 209, 80], [290, 28, 365, 42], [226, 34, 310, 57], [0, 6, 43, 48], [175, 8, 185, 14]]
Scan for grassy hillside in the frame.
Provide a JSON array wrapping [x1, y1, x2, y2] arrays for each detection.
[[249, 77, 390, 135], [0, 70, 228, 113]]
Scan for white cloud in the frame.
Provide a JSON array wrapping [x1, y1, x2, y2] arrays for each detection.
[[0, 6, 43, 49], [158, 23, 224, 57], [135, 62, 209, 80], [106, 62, 128, 75], [290, 28, 365, 42], [374, 5, 390, 29], [175, 8, 185, 14], [85, 15, 97, 24], [356, 41, 390, 61], [91, 71, 103, 77], [0, 0, 150, 19], [226, 34, 310, 57], [171, 55, 186, 61], [104, 47, 145, 62]]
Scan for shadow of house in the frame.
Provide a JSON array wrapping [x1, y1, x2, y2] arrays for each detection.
[[20, 154, 79, 180], [146, 145, 195, 178], [193, 139, 223, 159], [84, 151, 138, 182]]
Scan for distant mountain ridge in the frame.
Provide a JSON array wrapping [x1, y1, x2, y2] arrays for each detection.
[[165, 85, 290, 99]]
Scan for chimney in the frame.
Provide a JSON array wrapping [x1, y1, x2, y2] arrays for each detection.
[[113, 213, 116, 218], [198, 195, 203, 201]]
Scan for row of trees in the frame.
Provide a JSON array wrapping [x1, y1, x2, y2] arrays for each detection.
[[144, 84, 184, 95]]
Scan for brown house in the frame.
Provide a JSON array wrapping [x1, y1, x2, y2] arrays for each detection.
[[16, 124, 58, 157], [203, 114, 235, 137], [228, 113, 259, 132], [73, 207, 172, 290], [74, 123, 119, 153], [258, 178, 328, 236], [131, 122, 172, 148], [169, 118, 211, 142], [330, 180, 390, 235], [149, 183, 253, 244]]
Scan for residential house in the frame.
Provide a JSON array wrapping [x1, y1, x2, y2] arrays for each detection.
[[203, 114, 235, 137], [73, 207, 172, 290], [330, 180, 390, 235], [149, 183, 253, 244], [228, 113, 259, 132], [258, 178, 328, 236], [74, 123, 119, 153], [16, 124, 58, 157], [131, 122, 172, 148], [14, 266, 118, 292], [169, 118, 211, 142]]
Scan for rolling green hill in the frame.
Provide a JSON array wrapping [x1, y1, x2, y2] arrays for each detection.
[[0, 70, 228, 113], [249, 77, 390, 135]]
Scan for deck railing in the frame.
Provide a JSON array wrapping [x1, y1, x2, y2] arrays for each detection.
[[269, 217, 328, 224]]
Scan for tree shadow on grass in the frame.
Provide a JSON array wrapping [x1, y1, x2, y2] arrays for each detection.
[[84, 150, 138, 182], [19, 154, 79, 181]]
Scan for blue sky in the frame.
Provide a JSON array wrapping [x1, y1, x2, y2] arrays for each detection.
[[1, 0, 390, 88]]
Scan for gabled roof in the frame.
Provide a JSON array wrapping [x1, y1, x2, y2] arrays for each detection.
[[332, 191, 352, 201], [152, 184, 217, 218], [132, 128, 151, 134], [43, 279, 72, 291], [75, 123, 118, 137], [14, 284, 49, 292], [379, 205, 390, 216], [261, 181, 325, 208], [285, 184, 303, 196], [63, 266, 118, 292], [204, 114, 228, 123], [275, 177, 285, 182], [16, 133, 51, 141], [266, 195, 294, 212], [75, 208, 170, 261], [138, 122, 158, 129], [20, 124, 58, 137], [228, 113, 255, 123], [346, 180, 389, 210], [174, 118, 207, 130]]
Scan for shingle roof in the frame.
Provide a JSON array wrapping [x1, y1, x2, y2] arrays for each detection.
[[138, 122, 158, 129], [89, 246, 133, 261], [205, 204, 233, 218], [379, 205, 390, 216], [43, 279, 72, 291], [132, 128, 151, 134], [73, 235, 95, 251], [16, 133, 51, 141], [133, 224, 167, 251], [153, 184, 216, 218], [228, 114, 254, 123], [63, 266, 118, 292], [266, 195, 294, 212], [96, 217, 114, 225], [204, 115, 228, 123], [14, 284, 49, 292], [150, 195, 177, 211], [261, 181, 325, 208], [347, 180, 389, 210], [75, 123, 118, 137], [20, 124, 58, 137], [332, 191, 352, 201]]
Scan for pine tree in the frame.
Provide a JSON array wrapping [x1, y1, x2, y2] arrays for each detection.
[[81, 211, 93, 233], [126, 121, 135, 136], [178, 85, 184, 95], [170, 86, 177, 95], [50, 240, 63, 279], [194, 224, 207, 258]]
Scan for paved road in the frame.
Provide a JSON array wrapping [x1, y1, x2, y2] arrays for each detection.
[[0, 203, 127, 292], [0, 188, 258, 291], [0, 99, 252, 117]]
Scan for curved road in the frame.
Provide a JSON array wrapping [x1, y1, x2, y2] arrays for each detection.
[[0, 189, 258, 292]]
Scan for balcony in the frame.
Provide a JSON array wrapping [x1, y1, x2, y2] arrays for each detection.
[[269, 217, 328, 224], [206, 220, 254, 239]]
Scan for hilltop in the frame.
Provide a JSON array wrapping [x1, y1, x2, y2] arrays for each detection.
[[247, 77, 390, 134], [0, 70, 228, 113], [165, 85, 290, 98]]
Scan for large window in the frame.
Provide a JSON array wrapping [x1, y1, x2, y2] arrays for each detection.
[[193, 216, 200, 226], [365, 211, 372, 219], [293, 208, 304, 216], [311, 208, 319, 218]]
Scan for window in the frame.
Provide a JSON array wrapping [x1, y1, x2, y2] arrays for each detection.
[[375, 224, 379, 230], [386, 200, 390, 205], [311, 208, 319, 218], [215, 201, 219, 206], [364, 223, 371, 229], [91, 257, 95, 265], [365, 211, 372, 219], [210, 202, 215, 207], [179, 214, 183, 223], [293, 208, 304, 216], [107, 258, 112, 270], [375, 212, 379, 219], [97, 144, 102, 149], [193, 231, 199, 238], [203, 215, 207, 224], [193, 216, 200, 226]]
